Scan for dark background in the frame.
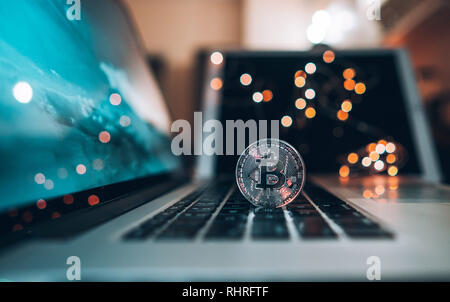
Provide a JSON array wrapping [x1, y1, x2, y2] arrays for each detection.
[[215, 51, 420, 175]]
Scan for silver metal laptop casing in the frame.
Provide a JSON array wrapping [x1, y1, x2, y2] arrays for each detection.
[[1, 176, 449, 281]]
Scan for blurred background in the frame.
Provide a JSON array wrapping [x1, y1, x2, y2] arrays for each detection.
[[123, 0, 450, 183]]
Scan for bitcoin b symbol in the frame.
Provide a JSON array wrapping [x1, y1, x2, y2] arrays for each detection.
[[256, 161, 285, 190]]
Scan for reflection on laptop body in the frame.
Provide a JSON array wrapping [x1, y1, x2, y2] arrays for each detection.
[[0, 0, 449, 281]]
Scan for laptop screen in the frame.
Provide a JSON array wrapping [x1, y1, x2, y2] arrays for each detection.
[[0, 0, 179, 211], [215, 50, 421, 176]]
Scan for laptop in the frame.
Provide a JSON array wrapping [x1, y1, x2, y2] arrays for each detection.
[[1, 0, 449, 281]]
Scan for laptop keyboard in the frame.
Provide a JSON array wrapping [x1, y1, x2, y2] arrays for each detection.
[[123, 181, 393, 241]]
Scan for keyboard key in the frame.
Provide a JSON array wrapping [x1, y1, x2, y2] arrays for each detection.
[[253, 213, 286, 221], [186, 206, 216, 213], [289, 208, 321, 217], [123, 215, 167, 239], [250, 207, 289, 239], [215, 214, 247, 223], [178, 212, 211, 220], [252, 221, 289, 239], [205, 221, 247, 239], [226, 199, 248, 204], [326, 211, 359, 219], [254, 208, 285, 221], [287, 203, 315, 210], [220, 208, 246, 215], [253, 207, 284, 215], [194, 201, 219, 207], [204, 196, 251, 240], [221, 203, 250, 209], [294, 217, 336, 239], [293, 217, 337, 239]]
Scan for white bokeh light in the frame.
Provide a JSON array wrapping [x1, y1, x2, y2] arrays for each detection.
[[13, 81, 33, 103], [120, 115, 131, 127], [210, 51, 224, 65], [306, 24, 326, 44], [374, 160, 385, 171], [312, 10, 331, 29]]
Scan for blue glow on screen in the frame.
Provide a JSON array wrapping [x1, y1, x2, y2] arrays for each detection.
[[0, 0, 179, 210]]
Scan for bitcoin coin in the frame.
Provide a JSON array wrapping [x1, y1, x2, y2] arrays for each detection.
[[235, 139, 306, 208]]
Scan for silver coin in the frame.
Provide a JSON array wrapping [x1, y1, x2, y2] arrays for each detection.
[[235, 139, 306, 208]]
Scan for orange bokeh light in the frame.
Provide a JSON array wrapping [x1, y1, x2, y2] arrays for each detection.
[[295, 77, 306, 88], [367, 143, 377, 152], [375, 185, 385, 195], [344, 79, 355, 91], [305, 107, 316, 119], [262, 90, 273, 102], [363, 189, 373, 199], [341, 100, 352, 112], [210, 78, 223, 90], [337, 110, 348, 121], [343, 68, 355, 80], [323, 50, 335, 63], [281, 115, 293, 127], [294, 70, 307, 79], [295, 98, 306, 110], [354, 82, 366, 94], [388, 166, 398, 176], [386, 154, 396, 164], [339, 165, 350, 177], [369, 151, 380, 161], [347, 153, 358, 164]]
